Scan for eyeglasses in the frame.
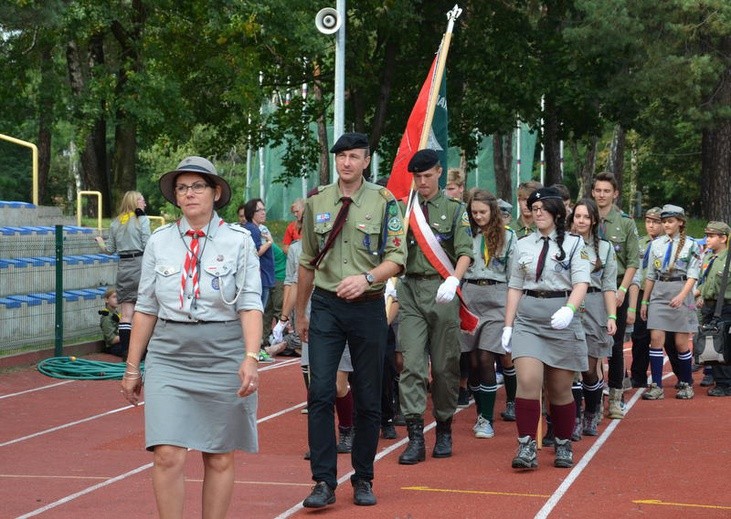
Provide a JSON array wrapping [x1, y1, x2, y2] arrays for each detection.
[[530, 206, 545, 214], [175, 182, 209, 195]]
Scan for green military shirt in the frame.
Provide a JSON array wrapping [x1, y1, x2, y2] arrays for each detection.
[[400, 191, 473, 275], [599, 205, 640, 281], [699, 248, 731, 302], [99, 308, 119, 349], [299, 179, 406, 292], [510, 215, 536, 238]]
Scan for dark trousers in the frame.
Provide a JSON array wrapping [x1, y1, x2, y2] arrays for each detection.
[[381, 325, 397, 425], [702, 305, 731, 386], [630, 290, 681, 383], [307, 288, 386, 489], [608, 290, 629, 389]]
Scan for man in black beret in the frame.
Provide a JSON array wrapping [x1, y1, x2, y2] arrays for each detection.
[[297, 132, 406, 508], [396, 148, 474, 465]]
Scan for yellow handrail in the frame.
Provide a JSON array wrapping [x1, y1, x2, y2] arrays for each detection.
[[0, 133, 39, 206], [77, 190, 103, 232], [147, 216, 166, 229]]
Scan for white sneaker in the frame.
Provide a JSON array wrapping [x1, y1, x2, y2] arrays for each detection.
[[474, 415, 495, 439], [496, 372, 505, 385]]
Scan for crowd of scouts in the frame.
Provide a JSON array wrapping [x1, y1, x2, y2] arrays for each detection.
[[106, 133, 730, 516]]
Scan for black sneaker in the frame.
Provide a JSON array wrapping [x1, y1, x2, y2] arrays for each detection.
[[353, 479, 377, 506], [303, 481, 335, 508], [700, 374, 714, 387], [457, 387, 470, 408], [381, 423, 397, 439], [708, 385, 731, 397]]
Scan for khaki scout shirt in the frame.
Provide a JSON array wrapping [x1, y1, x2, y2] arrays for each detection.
[[632, 235, 655, 288], [599, 205, 639, 281], [105, 214, 151, 253], [400, 192, 473, 275], [299, 180, 406, 293], [510, 215, 536, 238], [699, 248, 731, 301], [464, 228, 516, 283]]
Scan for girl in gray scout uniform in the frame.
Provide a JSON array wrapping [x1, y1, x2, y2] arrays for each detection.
[[502, 187, 591, 470], [96, 190, 150, 357], [461, 190, 517, 439], [640, 204, 701, 400], [120, 156, 263, 518], [569, 199, 618, 436]]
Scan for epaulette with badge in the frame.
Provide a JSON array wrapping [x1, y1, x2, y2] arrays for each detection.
[[378, 187, 396, 202], [517, 234, 531, 240], [227, 223, 251, 237], [620, 210, 631, 218], [152, 222, 174, 235]]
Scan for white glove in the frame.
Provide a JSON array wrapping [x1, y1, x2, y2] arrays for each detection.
[[435, 276, 460, 304], [550, 306, 575, 330], [501, 326, 513, 353], [272, 319, 287, 343], [385, 278, 398, 301]]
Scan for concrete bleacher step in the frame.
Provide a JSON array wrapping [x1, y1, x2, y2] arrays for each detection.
[[0, 253, 117, 297], [0, 287, 107, 344], [0, 225, 100, 259], [0, 201, 77, 227]]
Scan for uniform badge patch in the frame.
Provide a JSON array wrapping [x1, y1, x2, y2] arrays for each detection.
[[211, 277, 220, 291], [654, 259, 661, 269], [580, 249, 589, 260], [316, 212, 331, 223], [461, 211, 470, 226]]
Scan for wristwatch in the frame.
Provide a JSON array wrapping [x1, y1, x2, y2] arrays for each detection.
[[363, 271, 375, 285]]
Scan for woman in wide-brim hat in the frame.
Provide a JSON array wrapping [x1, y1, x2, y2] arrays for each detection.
[[640, 204, 701, 400], [121, 155, 263, 518]]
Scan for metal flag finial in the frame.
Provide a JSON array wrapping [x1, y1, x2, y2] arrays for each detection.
[[447, 4, 463, 22]]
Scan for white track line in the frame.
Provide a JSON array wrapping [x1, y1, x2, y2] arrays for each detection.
[[534, 360, 675, 518], [0, 380, 74, 400], [12, 398, 309, 518]]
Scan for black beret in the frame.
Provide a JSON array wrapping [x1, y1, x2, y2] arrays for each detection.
[[330, 132, 369, 153], [408, 149, 440, 173], [527, 187, 562, 208]]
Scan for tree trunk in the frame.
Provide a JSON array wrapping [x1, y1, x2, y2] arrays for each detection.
[[369, 38, 397, 151], [37, 39, 53, 205], [312, 64, 330, 186], [543, 97, 562, 186], [493, 133, 513, 201], [571, 135, 598, 199], [608, 124, 626, 207]]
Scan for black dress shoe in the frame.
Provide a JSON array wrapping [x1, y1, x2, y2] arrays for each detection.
[[353, 479, 377, 506], [303, 481, 335, 508]]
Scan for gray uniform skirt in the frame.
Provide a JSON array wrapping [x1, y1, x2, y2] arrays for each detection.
[[300, 341, 353, 372], [461, 281, 508, 354], [512, 295, 588, 372], [581, 291, 613, 359], [116, 255, 142, 303], [647, 280, 698, 333], [144, 319, 258, 453]]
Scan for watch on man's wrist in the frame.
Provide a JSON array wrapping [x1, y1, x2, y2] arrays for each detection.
[[363, 271, 375, 285]]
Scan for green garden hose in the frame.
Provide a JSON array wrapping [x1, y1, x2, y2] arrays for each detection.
[[37, 356, 145, 380]]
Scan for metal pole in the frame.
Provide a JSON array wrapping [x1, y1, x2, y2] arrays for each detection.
[[54, 225, 64, 356], [332, 0, 346, 182]]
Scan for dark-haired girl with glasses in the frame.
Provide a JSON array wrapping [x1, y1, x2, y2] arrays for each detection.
[[503, 187, 590, 470]]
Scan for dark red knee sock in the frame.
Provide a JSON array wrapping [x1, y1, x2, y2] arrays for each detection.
[[335, 388, 354, 428], [549, 401, 576, 440], [515, 397, 541, 438]]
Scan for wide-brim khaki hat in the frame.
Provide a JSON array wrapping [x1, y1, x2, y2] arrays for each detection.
[[159, 156, 231, 209]]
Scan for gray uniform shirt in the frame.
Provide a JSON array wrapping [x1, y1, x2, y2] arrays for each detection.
[[135, 213, 263, 322], [509, 231, 591, 291], [645, 234, 701, 281], [464, 228, 517, 282], [586, 237, 618, 292], [284, 240, 302, 286], [105, 214, 151, 253]]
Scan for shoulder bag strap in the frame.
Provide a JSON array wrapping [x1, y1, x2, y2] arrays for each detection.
[[713, 249, 731, 318]]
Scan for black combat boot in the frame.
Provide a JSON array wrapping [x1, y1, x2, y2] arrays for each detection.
[[398, 416, 425, 465], [432, 417, 453, 458]]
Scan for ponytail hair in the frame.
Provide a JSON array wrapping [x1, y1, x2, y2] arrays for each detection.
[[669, 223, 687, 273]]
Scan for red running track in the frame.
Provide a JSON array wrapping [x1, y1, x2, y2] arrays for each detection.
[[1, 348, 730, 518]]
